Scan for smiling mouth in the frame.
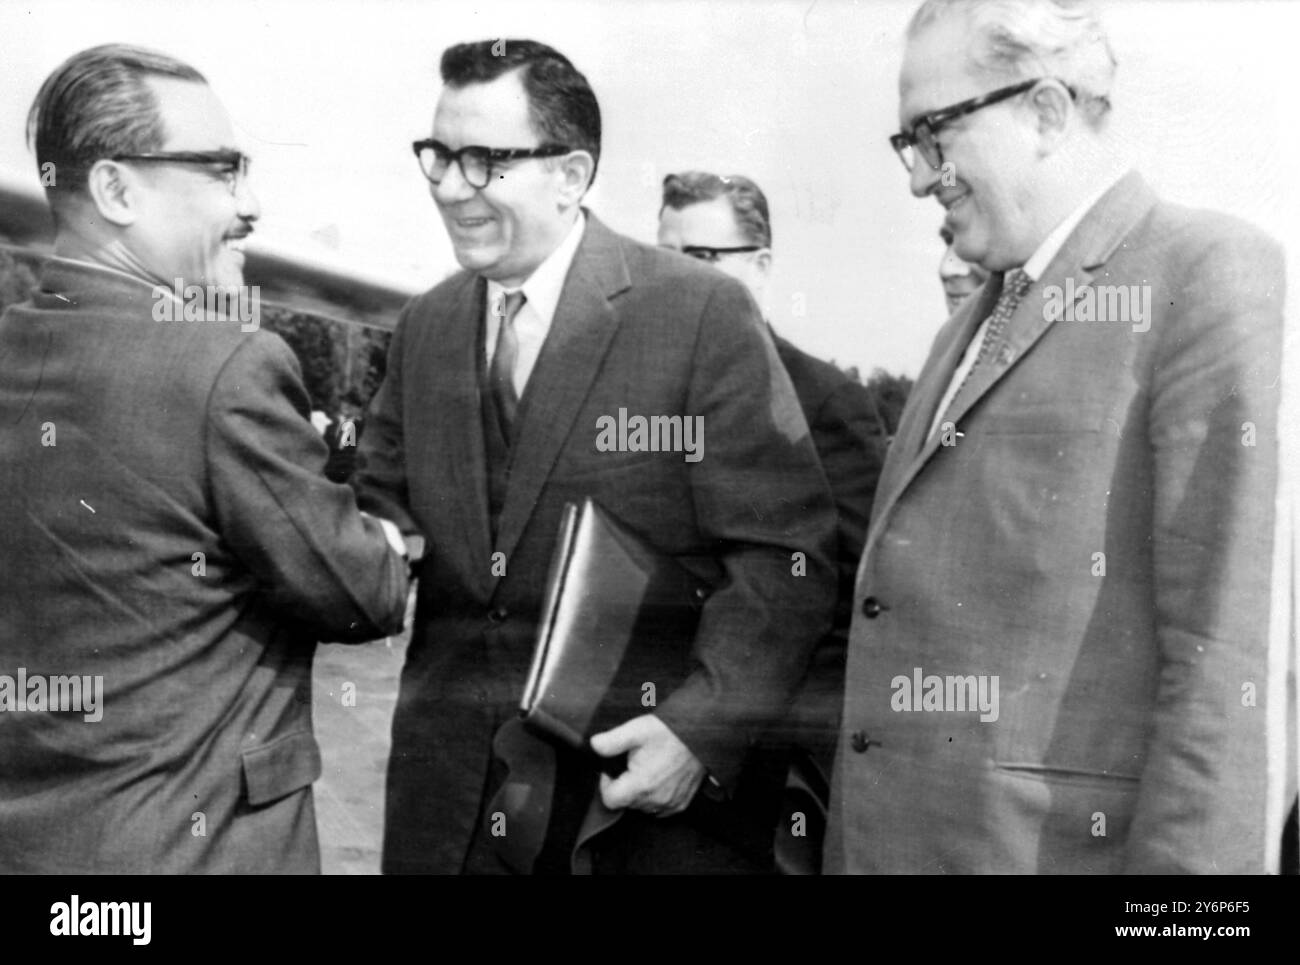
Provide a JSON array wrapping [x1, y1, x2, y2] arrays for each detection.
[[452, 215, 494, 230], [941, 192, 970, 213]]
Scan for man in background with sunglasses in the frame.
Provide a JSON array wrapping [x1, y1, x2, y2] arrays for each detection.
[[356, 39, 836, 875], [658, 171, 884, 863], [828, 0, 1286, 874], [0, 44, 410, 872]]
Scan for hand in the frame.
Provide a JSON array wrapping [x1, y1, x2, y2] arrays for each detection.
[[589, 715, 707, 817]]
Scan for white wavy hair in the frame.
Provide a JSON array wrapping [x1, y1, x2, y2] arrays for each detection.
[[908, 0, 1117, 127]]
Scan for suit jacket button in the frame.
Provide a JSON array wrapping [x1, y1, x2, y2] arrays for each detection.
[[850, 731, 872, 753], [488, 606, 508, 623], [861, 596, 886, 618]]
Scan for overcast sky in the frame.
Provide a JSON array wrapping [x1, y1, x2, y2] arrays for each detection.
[[1, 0, 1296, 377]]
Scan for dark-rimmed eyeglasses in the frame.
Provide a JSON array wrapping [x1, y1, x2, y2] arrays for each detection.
[[412, 138, 571, 190], [110, 150, 251, 194], [889, 78, 1077, 172], [680, 244, 763, 264]]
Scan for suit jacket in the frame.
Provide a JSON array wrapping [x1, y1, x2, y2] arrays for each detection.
[[825, 172, 1285, 874], [355, 212, 837, 874], [770, 333, 883, 767], [0, 258, 408, 873]]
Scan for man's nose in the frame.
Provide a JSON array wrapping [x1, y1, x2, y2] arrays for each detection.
[[235, 178, 261, 222], [909, 156, 942, 199], [432, 159, 476, 205]]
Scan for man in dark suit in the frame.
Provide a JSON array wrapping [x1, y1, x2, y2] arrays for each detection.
[[827, 0, 1286, 873], [0, 44, 409, 873], [355, 39, 837, 874], [657, 170, 883, 790]]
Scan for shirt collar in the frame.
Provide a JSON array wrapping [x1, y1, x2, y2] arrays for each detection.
[[486, 210, 586, 325], [1021, 171, 1125, 281]]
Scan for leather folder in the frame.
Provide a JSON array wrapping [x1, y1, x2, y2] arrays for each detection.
[[520, 498, 711, 771]]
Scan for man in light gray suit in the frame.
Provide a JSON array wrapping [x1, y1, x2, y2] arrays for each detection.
[[827, 0, 1286, 873]]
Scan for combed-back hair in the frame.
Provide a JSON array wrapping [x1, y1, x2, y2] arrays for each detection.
[[908, 0, 1116, 126], [28, 43, 206, 201], [440, 39, 601, 186], [661, 170, 772, 248]]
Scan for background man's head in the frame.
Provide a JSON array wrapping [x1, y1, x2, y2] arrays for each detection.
[[938, 224, 990, 313], [658, 171, 772, 319], [28, 43, 259, 290], [896, 0, 1116, 272], [425, 39, 600, 288]]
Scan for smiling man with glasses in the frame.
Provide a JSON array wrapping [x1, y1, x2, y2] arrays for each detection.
[[827, 0, 1287, 875], [0, 44, 410, 875], [356, 39, 837, 876]]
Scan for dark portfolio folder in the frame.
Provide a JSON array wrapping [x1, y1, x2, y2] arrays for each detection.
[[519, 498, 712, 771]]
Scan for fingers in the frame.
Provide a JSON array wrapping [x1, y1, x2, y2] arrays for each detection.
[[594, 716, 706, 816], [590, 716, 647, 758], [599, 770, 637, 811]]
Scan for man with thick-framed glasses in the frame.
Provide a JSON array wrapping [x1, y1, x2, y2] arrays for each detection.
[[356, 39, 836, 876], [0, 44, 410, 874], [827, 0, 1286, 875]]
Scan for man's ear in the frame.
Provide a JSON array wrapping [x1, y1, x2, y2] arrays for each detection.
[[1029, 79, 1073, 153], [556, 150, 595, 205], [84, 159, 139, 227], [754, 248, 773, 278]]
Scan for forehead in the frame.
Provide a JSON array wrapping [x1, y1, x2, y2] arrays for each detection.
[[146, 77, 236, 149], [433, 69, 535, 146], [898, 17, 983, 125], [658, 197, 746, 245]]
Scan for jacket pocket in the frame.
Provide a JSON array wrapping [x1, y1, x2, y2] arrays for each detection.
[[993, 762, 1141, 787], [241, 729, 322, 806]]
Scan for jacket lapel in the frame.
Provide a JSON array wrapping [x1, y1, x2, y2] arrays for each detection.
[[866, 171, 1158, 556], [862, 280, 998, 550], [432, 274, 495, 597], [492, 213, 631, 564]]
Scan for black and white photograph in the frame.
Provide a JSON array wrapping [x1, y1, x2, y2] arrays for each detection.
[[0, 0, 1297, 937]]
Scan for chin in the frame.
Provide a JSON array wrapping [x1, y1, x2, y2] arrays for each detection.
[[451, 246, 495, 274]]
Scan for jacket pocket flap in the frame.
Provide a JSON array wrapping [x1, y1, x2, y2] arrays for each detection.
[[241, 730, 322, 806]]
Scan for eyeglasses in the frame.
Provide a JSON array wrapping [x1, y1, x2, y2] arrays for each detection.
[[110, 150, 251, 194], [412, 138, 571, 190], [680, 245, 763, 264], [889, 78, 1076, 172]]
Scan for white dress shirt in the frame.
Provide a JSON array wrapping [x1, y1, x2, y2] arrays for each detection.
[[484, 211, 586, 398], [927, 174, 1123, 439]]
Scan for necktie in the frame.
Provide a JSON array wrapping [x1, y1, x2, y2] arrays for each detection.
[[933, 268, 1031, 443], [974, 269, 1031, 368], [489, 290, 526, 440], [953, 268, 1031, 397]]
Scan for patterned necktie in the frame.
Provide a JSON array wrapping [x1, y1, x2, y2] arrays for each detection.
[[489, 290, 527, 440], [975, 269, 1031, 367], [954, 268, 1031, 396]]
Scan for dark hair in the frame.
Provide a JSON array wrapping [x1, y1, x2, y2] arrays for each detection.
[[440, 39, 601, 188], [660, 171, 772, 248], [27, 44, 206, 203]]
